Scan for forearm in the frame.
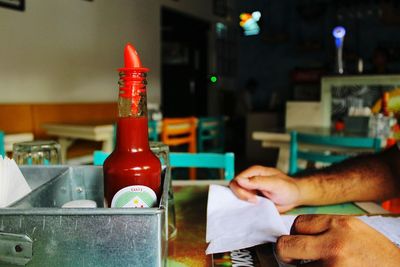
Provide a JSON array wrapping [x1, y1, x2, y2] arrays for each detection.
[[294, 145, 400, 206]]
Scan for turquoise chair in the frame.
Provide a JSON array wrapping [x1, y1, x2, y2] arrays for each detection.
[[93, 150, 110, 166], [170, 152, 234, 181], [93, 151, 235, 181], [148, 120, 159, 141], [197, 117, 224, 152], [289, 131, 381, 175], [0, 131, 4, 157]]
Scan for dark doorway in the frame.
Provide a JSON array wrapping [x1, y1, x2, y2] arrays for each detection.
[[161, 7, 210, 117]]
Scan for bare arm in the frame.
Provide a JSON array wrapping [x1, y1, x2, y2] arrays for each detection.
[[296, 145, 400, 205], [230, 145, 400, 210], [230, 145, 400, 266]]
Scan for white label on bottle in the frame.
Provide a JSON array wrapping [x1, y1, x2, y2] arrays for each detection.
[[111, 185, 157, 208]]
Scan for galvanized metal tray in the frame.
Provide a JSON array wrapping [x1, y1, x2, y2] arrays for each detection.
[[0, 165, 169, 267]]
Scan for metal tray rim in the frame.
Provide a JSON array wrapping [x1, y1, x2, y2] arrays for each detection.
[[2, 165, 170, 215]]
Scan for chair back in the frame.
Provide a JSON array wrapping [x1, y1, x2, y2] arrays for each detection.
[[161, 117, 197, 153], [289, 131, 381, 175], [0, 131, 4, 157], [148, 120, 159, 141], [197, 117, 224, 152], [170, 152, 235, 181], [93, 150, 235, 181], [93, 150, 109, 166]]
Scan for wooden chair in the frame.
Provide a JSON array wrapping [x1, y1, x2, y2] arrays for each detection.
[[197, 117, 224, 153], [161, 117, 197, 153], [289, 131, 381, 175], [93, 151, 235, 181], [161, 117, 197, 179]]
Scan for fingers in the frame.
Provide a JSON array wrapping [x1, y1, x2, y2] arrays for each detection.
[[230, 165, 299, 209], [229, 179, 258, 203], [235, 165, 281, 182], [276, 235, 324, 263], [229, 165, 279, 203], [236, 175, 282, 192], [278, 215, 362, 264], [234, 166, 292, 193], [290, 214, 339, 235]]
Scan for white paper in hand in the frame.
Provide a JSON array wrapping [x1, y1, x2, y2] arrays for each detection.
[[206, 184, 289, 254], [0, 156, 31, 208]]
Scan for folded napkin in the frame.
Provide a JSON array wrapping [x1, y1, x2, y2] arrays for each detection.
[[0, 156, 31, 208], [206, 184, 289, 254]]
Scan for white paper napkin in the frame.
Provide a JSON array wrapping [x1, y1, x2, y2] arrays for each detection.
[[0, 156, 31, 208], [206, 184, 289, 254]]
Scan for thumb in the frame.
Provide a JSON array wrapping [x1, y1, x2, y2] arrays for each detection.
[[276, 204, 296, 213]]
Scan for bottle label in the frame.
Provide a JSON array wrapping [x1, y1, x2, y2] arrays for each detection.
[[111, 185, 157, 208]]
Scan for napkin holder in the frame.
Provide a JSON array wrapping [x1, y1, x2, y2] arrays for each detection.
[[0, 165, 169, 267]]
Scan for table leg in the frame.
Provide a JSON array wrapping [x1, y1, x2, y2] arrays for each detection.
[[102, 138, 113, 153], [276, 144, 289, 173], [58, 138, 74, 164], [261, 141, 290, 174]]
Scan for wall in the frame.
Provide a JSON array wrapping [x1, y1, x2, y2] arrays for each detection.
[[0, 0, 220, 105]]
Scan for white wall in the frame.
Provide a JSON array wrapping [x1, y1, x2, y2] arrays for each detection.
[[0, 0, 219, 105]]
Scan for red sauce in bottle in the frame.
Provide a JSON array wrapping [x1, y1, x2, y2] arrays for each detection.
[[103, 43, 161, 208]]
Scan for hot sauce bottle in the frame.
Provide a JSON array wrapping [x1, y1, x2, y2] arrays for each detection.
[[103, 43, 161, 208]]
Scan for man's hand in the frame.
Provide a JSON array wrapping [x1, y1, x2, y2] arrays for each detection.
[[229, 165, 302, 212], [276, 215, 400, 267]]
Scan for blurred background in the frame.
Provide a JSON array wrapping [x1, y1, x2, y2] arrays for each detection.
[[1, 0, 400, 174]]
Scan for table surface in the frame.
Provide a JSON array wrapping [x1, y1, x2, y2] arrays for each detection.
[[168, 181, 388, 267], [42, 120, 163, 140], [252, 126, 382, 173], [254, 126, 376, 139], [41, 122, 116, 164], [42, 122, 114, 138], [4, 132, 34, 152]]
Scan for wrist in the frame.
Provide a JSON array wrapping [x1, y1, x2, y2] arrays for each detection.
[[294, 177, 321, 206]]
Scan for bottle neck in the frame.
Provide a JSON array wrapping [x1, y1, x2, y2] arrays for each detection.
[[116, 117, 150, 150], [116, 69, 150, 151], [118, 70, 148, 117]]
